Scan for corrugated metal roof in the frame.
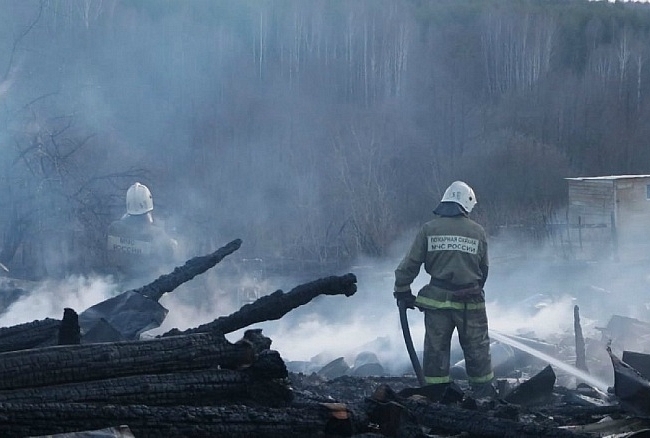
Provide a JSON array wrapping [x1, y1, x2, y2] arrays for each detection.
[[565, 175, 650, 181]]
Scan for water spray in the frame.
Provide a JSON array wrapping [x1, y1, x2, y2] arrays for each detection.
[[490, 330, 610, 393]]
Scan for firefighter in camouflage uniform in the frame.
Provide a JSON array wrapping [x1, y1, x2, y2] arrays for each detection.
[[394, 180, 494, 396]]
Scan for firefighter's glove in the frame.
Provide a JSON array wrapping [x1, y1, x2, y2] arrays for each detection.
[[394, 291, 416, 309]]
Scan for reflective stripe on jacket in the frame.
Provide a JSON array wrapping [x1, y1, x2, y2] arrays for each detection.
[[415, 292, 486, 310]]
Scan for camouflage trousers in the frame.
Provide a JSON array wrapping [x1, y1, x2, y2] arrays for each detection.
[[422, 307, 493, 385]]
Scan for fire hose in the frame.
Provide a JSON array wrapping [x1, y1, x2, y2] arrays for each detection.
[[398, 301, 425, 387]]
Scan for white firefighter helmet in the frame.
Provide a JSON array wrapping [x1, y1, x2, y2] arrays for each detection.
[[126, 182, 154, 215], [441, 181, 477, 213]]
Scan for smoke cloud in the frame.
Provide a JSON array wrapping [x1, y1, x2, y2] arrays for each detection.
[[1, 226, 648, 390], [1, 2, 650, 393]]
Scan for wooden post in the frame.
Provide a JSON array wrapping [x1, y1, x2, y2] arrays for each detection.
[[565, 209, 572, 258], [611, 211, 619, 262], [574, 305, 588, 373], [57, 308, 80, 346], [578, 216, 582, 250]]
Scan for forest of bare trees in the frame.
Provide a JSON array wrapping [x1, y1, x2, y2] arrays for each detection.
[[0, 0, 649, 280]]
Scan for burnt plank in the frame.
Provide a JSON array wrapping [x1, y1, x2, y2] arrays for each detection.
[[164, 273, 357, 336], [504, 365, 556, 406], [610, 347, 650, 415], [622, 351, 650, 381], [133, 238, 242, 302]]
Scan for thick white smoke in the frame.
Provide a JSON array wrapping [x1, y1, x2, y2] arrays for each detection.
[[0, 226, 646, 391], [0, 275, 119, 327]]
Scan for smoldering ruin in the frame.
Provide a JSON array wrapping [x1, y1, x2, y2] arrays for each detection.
[[0, 239, 648, 437], [2, 1, 650, 436]]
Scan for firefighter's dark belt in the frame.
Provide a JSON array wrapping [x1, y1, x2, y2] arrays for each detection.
[[430, 278, 482, 336], [429, 278, 481, 298]]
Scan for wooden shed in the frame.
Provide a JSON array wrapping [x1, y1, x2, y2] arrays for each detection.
[[565, 175, 650, 260]]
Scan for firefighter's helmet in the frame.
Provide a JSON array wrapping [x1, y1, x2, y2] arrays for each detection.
[[441, 181, 477, 213], [126, 182, 154, 215]]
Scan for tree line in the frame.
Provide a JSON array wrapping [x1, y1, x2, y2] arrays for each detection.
[[0, 0, 648, 279]]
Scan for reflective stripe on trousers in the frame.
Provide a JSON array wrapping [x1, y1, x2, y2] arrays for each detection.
[[424, 372, 494, 385], [468, 371, 494, 384], [424, 375, 451, 384]]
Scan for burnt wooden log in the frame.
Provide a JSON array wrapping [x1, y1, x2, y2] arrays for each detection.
[[57, 308, 80, 345], [0, 240, 243, 353], [164, 273, 358, 336], [0, 318, 60, 353], [0, 402, 364, 438], [0, 350, 290, 407], [133, 238, 242, 301], [0, 331, 254, 390]]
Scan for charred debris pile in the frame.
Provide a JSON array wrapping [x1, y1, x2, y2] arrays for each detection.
[[0, 240, 649, 437]]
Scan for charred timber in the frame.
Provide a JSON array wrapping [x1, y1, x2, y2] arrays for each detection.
[[134, 238, 242, 301], [0, 331, 255, 390], [574, 305, 588, 372], [396, 399, 592, 438], [609, 346, 650, 415], [370, 385, 592, 438], [0, 402, 360, 438], [0, 318, 60, 353], [0, 351, 290, 407], [0, 240, 242, 353], [58, 307, 80, 345], [164, 273, 358, 337]]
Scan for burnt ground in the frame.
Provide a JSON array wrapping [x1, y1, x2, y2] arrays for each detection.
[[289, 373, 419, 404], [2, 258, 650, 437], [286, 371, 650, 437]]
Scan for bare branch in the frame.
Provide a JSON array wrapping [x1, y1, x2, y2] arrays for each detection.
[[3, 0, 44, 81]]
